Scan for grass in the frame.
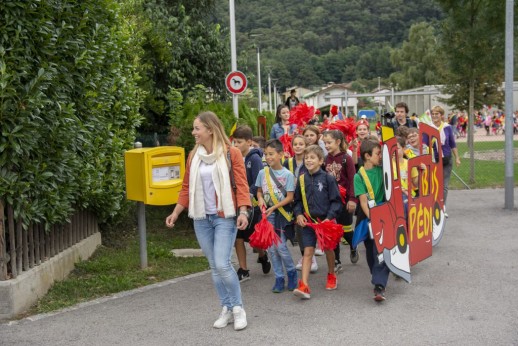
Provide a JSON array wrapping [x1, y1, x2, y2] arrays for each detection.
[[26, 205, 208, 315], [450, 140, 518, 189]]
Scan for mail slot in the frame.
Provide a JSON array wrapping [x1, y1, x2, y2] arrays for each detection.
[[125, 146, 185, 205]]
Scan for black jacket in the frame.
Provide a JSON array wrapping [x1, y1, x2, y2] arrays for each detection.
[[293, 168, 342, 220]]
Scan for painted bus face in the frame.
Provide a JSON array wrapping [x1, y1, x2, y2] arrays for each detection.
[[368, 125, 445, 283]]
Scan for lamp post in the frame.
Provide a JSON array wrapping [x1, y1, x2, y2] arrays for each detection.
[[272, 78, 279, 111], [249, 33, 263, 113], [268, 71, 272, 112], [378, 76, 382, 115]]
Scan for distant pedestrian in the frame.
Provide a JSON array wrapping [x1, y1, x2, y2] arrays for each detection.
[[285, 89, 300, 110], [166, 111, 251, 331]]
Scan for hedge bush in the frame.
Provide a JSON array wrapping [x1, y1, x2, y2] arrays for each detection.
[[0, 0, 142, 227]]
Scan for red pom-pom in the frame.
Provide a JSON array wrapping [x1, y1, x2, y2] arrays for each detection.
[[330, 105, 338, 116], [249, 212, 281, 250], [338, 185, 347, 204], [305, 217, 344, 251], [278, 133, 294, 157], [290, 103, 315, 128], [322, 118, 358, 144], [315, 109, 321, 115]]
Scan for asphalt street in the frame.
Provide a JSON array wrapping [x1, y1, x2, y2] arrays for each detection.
[[1, 188, 517, 345]]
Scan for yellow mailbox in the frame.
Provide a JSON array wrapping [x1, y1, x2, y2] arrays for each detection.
[[125, 146, 185, 205]]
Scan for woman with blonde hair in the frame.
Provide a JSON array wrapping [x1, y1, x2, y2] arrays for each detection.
[[166, 111, 251, 330]]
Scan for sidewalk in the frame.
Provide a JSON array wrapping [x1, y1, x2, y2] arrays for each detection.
[[1, 189, 517, 345]]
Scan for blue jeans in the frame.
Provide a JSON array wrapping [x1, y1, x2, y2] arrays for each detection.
[[267, 214, 296, 278], [194, 215, 242, 309]]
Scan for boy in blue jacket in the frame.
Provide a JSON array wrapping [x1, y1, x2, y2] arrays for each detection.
[[292, 145, 343, 299], [233, 126, 271, 282]]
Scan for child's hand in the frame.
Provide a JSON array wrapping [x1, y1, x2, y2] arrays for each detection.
[[257, 199, 265, 210], [346, 201, 357, 213], [296, 215, 306, 227], [265, 207, 275, 217], [351, 138, 358, 149], [419, 163, 426, 170]]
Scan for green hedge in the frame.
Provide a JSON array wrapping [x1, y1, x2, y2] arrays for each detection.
[[0, 0, 142, 227]]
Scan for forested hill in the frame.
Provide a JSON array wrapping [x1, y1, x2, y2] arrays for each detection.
[[213, 0, 443, 90]]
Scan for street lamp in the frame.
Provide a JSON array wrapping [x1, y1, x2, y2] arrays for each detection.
[[272, 78, 279, 111], [249, 33, 263, 113]]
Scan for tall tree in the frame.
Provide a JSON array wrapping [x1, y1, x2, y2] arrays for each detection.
[[436, 0, 507, 183], [390, 22, 441, 89]]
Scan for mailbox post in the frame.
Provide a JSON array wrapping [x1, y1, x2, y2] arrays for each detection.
[[125, 145, 185, 268]]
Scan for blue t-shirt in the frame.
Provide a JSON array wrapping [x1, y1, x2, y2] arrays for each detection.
[[255, 167, 295, 208]]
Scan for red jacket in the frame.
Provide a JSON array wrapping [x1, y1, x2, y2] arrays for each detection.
[[177, 146, 251, 216]]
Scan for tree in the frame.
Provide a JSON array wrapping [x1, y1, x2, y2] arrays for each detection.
[[436, 0, 508, 183], [390, 22, 441, 89]]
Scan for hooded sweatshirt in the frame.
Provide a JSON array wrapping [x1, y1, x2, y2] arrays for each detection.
[[244, 147, 264, 198]]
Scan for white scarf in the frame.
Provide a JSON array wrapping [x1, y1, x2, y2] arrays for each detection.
[[188, 146, 235, 220]]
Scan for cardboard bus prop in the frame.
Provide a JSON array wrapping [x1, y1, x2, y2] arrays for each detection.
[[368, 125, 446, 283]]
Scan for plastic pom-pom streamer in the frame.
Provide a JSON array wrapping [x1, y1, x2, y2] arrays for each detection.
[[338, 185, 347, 204], [305, 216, 344, 251], [278, 134, 294, 157], [289, 103, 315, 128], [249, 211, 281, 250]]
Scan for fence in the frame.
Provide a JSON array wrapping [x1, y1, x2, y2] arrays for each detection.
[[0, 201, 98, 281], [447, 124, 518, 190]]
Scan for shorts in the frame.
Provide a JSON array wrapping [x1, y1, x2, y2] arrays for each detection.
[[236, 206, 261, 242], [300, 226, 317, 249]]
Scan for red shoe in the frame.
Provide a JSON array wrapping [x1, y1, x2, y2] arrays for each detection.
[[325, 273, 337, 290], [293, 280, 311, 299]]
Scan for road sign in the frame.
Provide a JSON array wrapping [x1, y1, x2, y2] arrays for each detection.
[[226, 71, 247, 94]]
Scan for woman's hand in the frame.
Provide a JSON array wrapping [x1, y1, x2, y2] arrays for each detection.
[[236, 214, 249, 230], [166, 212, 179, 228]]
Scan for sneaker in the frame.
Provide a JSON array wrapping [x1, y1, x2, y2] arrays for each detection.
[[232, 306, 247, 331], [257, 253, 271, 274], [272, 277, 285, 293], [373, 284, 386, 302], [334, 260, 343, 273], [295, 257, 303, 271], [350, 249, 359, 264], [293, 280, 311, 299], [237, 268, 250, 282], [315, 248, 324, 256], [287, 269, 298, 291], [326, 273, 337, 290], [310, 256, 318, 273], [213, 306, 233, 328], [445, 212, 449, 218]]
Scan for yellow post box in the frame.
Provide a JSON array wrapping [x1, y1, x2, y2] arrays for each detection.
[[125, 146, 185, 205]]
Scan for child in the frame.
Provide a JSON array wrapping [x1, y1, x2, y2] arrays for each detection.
[[323, 130, 359, 271], [405, 127, 429, 158], [303, 125, 328, 157], [293, 145, 343, 299], [351, 119, 372, 169], [255, 139, 297, 293], [232, 126, 271, 282], [283, 135, 318, 273], [353, 140, 390, 302], [252, 135, 268, 167], [396, 136, 419, 218]]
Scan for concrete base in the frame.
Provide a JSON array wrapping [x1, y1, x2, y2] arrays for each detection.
[[170, 248, 204, 257], [0, 232, 102, 320]]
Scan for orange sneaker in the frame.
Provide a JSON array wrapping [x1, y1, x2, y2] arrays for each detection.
[[293, 280, 311, 299], [326, 273, 337, 290]]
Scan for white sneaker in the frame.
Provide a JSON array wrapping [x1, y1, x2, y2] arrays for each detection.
[[232, 306, 247, 331], [213, 306, 233, 328], [310, 256, 318, 273], [295, 257, 303, 271], [315, 248, 324, 256]]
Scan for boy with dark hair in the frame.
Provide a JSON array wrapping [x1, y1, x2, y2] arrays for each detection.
[[292, 145, 343, 299], [353, 140, 390, 302], [251, 135, 267, 167], [233, 126, 271, 281], [255, 139, 297, 293]]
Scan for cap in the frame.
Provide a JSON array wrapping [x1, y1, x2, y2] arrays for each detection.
[[360, 114, 367, 119]]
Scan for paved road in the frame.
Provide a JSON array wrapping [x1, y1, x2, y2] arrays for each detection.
[[1, 189, 517, 345]]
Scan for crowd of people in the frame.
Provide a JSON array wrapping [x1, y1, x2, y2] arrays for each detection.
[[448, 109, 518, 137], [165, 102, 458, 330]]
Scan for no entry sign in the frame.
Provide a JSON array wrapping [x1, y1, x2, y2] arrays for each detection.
[[225, 71, 247, 94]]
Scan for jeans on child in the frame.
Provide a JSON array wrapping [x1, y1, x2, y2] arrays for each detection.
[[267, 213, 295, 278], [194, 214, 242, 309]]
